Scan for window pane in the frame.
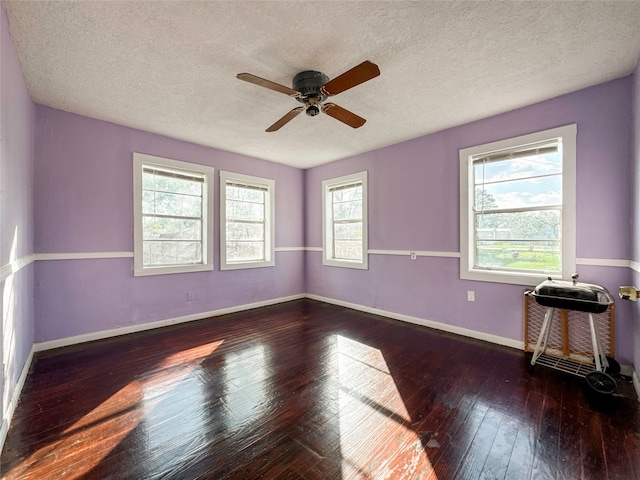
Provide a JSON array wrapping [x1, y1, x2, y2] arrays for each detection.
[[475, 210, 561, 272], [333, 185, 362, 202], [474, 152, 562, 184], [143, 217, 202, 241], [142, 190, 156, 215], [227, 200, 264, 222], [475, 240, 560, 272], [226, 185, 265, 203], [333, 200, 362, 221], [145, 172, 202, 195], [227, 241, 265, 262], [334, 222, 362, 240], [226, 222, 264, 241], [475, 175, 561, 210], [142, 172, 155, 190], [476, 210, 560, 241], [143, 191, 202, 217], [334, 240, 362, 260], [143, 241, 202, 266]]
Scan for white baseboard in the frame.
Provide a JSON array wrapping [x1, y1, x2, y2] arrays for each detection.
[[633, 371, 640, 403], [1, 345, 35, 453], [35, 294, 305, 352], [34, 293, 524, 355], [305, 294, 524, 350]]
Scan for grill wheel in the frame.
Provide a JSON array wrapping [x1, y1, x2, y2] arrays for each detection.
[[585, 370, 617, 395]]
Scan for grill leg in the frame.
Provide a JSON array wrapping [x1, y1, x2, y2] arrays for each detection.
[[588, 313, 609, 372], [531, 307, 555, 369]]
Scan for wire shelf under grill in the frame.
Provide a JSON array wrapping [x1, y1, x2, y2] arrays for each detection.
[[534, 353, 596, 377]]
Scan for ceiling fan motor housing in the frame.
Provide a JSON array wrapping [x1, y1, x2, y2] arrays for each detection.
[[293, 70, 329, 114]]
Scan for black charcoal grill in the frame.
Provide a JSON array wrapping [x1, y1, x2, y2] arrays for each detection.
[[525, 274, 615, 376], [527, 276, 613, 314]]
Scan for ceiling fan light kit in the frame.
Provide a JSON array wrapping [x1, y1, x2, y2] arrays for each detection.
[[237, 60, 380, 132]]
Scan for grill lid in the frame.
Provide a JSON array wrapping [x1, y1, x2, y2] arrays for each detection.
[[527, 274, 614, 313]]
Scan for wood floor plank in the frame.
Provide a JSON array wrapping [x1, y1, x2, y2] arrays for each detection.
[[479, 412, 520, 479], [429, 389, 491, 479], [557, 396, 584, 480], [578, 407, 609, 480], [600, 390, 640, 480], [453, 406, 503, 480], [2, 299, 639, 480], [531, 392, 562, 479]]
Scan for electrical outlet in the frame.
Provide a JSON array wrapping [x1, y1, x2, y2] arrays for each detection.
[[467, 291, 475, 302], [410, 251, 417, 260], [187, 291, 194, 301]]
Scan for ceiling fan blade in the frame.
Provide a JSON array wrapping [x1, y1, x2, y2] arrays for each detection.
[[320, 61, 380, 96], [322, 103, 366, 128], [266, 107, 304, 132], [236, 73, 301, 97]]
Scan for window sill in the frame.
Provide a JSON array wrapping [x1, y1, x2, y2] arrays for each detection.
[[322, 257, 369, 270], [220, 260, 275, 271], [461, 268, 563, 286], [134, 263, 213, 277]]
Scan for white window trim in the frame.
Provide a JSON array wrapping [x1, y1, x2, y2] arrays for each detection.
[[220, 171, 275, 270], [133, 153, 214, 277], [459, 124, 577, 285], [322, 171, 368, 270]]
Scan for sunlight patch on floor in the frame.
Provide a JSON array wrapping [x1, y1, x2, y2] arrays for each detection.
[[223, 343, 270, 429], [4, 339, 223, 480], [336, 335, 436, 479]]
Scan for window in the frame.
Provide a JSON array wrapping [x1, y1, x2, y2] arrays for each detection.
[[220, 171, 275, 270], [460, 125, 576, 285], [133, 153, 214, 276], [322, 171, 368, 269]]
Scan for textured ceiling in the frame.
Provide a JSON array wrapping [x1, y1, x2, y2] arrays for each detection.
[[4, 1, 640, 168]]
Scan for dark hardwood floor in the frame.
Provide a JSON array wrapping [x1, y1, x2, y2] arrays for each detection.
[[1, 299, 639, 479]]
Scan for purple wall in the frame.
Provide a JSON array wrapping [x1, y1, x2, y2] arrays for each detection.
[[1, 2, 35, 425], [33, 107, 305, 342], [306, 77, 636, 364], [632, 54, 640, 374]]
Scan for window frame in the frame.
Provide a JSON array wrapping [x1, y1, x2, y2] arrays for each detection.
[[133, 153, 214, 277], [322, 171, 369, 270], [220, 170, 275, 270], [459, 124, 577, 285]]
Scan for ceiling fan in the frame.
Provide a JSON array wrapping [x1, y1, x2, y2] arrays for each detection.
[[236, 60, 380, 132]]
